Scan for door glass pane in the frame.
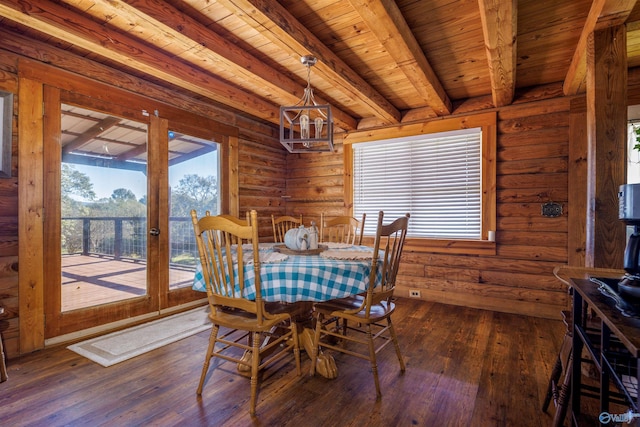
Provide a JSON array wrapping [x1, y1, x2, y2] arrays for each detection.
[[168, 131, 220, 290], [60, 104, 148, 312]]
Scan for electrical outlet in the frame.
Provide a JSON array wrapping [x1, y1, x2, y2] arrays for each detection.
[[409, 289, 421, 298], [541, 202, 562, 217]]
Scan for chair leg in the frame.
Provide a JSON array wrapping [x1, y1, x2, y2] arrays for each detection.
[[197, 325, 219, 395], [543, 331, 572, 412], [387, 318, 405, 372], [310, 314, 323, 376], [0, 332, 7, 382], [552, 349, 572, 427], [366, 325, 382, 399], [542, 352, 563, 412], [249, 331, 261, 416], [291, 321, 301, 375]]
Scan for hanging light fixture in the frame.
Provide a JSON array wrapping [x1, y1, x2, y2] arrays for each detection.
[[280, 55, 334, 153]]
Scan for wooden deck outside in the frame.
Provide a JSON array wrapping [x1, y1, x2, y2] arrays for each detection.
[[61, 254, 196, 312]]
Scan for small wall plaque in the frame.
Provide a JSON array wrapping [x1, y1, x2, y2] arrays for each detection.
[[541, 202, 562, 217]]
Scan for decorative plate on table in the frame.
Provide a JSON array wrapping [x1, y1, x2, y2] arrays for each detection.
[[273, 244, 328, 255], [237, 251, 289, 264], [257, 252, 289, 264], [241, 243, 276, 251], [320, 250, 373, 260], [324, 242, 354, 249]]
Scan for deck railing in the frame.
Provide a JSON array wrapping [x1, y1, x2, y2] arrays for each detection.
[[61, 216, 198, 269]]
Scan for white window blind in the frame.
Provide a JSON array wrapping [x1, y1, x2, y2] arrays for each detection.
[[353, 128, 482, 239]]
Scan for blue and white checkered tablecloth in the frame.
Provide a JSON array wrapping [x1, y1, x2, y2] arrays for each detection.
[[193, 245, 380, 303]]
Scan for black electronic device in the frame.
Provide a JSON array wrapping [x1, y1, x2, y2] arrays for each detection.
[[618, 184, 640, 297]]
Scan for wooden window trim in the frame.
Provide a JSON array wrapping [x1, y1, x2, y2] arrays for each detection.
[[343, 112, 497, 255]]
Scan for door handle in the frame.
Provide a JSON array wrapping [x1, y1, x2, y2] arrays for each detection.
[[149, 228, 160, 236]]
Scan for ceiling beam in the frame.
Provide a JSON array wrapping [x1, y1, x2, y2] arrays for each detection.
[[477, 0, 517, 107], [347, 0, 452, 116], [215, 0, 402, 125], [66, 0, 356, 131], [62, 116, 121, 154], [0, 0, 290, 127], [563, 0, 636, 96]]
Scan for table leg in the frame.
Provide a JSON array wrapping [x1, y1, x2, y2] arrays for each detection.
[[299, 327, 337, 379], [237, 328, 338, 379], [235, 321, 338, 379]]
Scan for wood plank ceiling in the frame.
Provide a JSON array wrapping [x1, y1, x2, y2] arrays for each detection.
[[1, 0, 640, 134]]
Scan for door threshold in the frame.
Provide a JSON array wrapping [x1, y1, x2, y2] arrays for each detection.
[[45, 298, 208, 346]]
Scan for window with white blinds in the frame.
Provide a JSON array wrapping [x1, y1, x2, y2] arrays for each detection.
[[353, 127, 482, 239]]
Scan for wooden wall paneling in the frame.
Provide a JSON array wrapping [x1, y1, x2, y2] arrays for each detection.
[[42, 85, 62, 338], [402, 277, 565, 319], [17, 76, 44, 353], [288, 101, 570, 317], [628, 67, 640, 105], [405, 102, 569, 317], [586, 26, 627, 268], [341, 134, 353, 213], [482, 114, 497, 239], [285, 142, 347, 225], [496, 230, 566, 247], [416, 252, 563, 275], [237, 131, 286, 239], [492, 101, 569, 314], [0, 67, 18, 358], [148, 115, 167, 309], [568, 96, 588, 267], [228, 134, 239, 216], [403, 275, 565, 308]]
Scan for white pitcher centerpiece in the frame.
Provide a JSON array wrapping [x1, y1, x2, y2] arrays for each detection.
[[284, 221, 318, 251]]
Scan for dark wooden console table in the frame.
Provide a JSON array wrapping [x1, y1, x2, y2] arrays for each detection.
[[570, 278, 640, 425]]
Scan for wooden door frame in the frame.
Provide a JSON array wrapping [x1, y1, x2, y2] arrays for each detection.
[[18, 60, 239, 350], [43, 89, 159, 338]]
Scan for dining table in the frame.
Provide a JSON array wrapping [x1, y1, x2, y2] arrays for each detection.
[[192, 241, 381, 379]]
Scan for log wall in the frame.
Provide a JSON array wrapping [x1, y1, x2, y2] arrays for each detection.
[[285, 97, 576, 319], [0, 51, 19, 360]]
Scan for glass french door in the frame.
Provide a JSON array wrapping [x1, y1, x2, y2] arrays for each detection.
[[44, 90, 221, 339], [58, 103, 150, 313], [165, 126, 221, 306]]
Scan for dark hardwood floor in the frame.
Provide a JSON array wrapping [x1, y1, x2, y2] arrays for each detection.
[[0, 298, 566, 426]]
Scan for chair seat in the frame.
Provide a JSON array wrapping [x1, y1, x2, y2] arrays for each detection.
[[314, 294, 364, 310], [315, 298, 395, 322]]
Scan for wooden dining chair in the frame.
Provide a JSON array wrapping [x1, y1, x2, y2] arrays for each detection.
[[190, 209, 301, 416], [271, 214, 303, 243], [310, 211, 410, 398], [320, 213, 366, 245], [218, 211, 251, 225], [318, 212, 367, 336]]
